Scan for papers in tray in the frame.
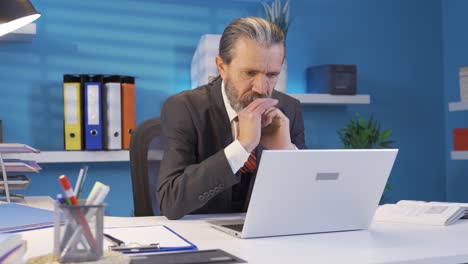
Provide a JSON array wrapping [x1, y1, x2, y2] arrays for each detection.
[[0, 143, 40, 153], [104, 225, 197, 254], [374, 200, 468, 226], [0, 203, 54, 232], [3, 159, 41, 172], [0, 175, 31, 190]]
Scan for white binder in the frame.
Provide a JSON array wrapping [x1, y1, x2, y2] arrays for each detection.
[[102, 77, 122, 150]]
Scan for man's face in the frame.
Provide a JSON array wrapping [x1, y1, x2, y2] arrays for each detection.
[[217, 36, 284, 112]]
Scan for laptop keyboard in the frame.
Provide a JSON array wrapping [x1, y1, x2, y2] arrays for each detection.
[[222, 224, 244, 232]]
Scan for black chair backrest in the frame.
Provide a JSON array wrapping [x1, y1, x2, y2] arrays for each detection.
[[129, 116, 163, 216]]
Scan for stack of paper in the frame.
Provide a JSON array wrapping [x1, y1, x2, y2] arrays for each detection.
[[0, 143, 41, 201], [0, 203, 54, 232], [0, 143, 40, 153], [104, 225, 197, 254], [374, 200, 468, 226], [0, 233, 26, 263], [3, 159, 41, 173]]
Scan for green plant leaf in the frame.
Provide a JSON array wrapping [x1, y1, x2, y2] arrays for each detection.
[[380, 129, 392, 142], [357, 113, 366, 128]]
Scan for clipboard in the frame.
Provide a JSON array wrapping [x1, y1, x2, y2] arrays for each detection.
[[104, 225, 197, 254]]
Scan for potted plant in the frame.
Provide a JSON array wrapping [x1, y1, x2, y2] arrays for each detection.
[[337, 113, 395, 201], [261, 0, 290, 92], [262, 0, 290, 38]]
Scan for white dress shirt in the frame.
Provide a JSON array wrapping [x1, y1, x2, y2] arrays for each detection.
[[221, 80, 251, 173]]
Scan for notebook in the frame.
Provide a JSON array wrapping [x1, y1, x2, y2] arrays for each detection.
[[0, 203, 54, 232], [209, 149, 398, 238], [0, 233, 24, 263]]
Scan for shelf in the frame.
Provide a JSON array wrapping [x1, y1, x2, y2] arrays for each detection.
[[451, 151, 468, 160], [2, 150, 163, 163], [0, 23, 36, 43], [289, 94, 370, 105], [448, 101, 468, 112]]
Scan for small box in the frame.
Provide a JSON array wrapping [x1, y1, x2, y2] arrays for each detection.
[[54, 203, 104, 262], [459, 67, 468, 101], [453, 128, 468, 150], [307, 64, 357, 95]]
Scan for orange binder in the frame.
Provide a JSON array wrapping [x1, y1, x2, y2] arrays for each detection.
[[121, 76, 136, 149]]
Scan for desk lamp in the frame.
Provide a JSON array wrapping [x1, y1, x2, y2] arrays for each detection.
[[0, 0, 41, 37]]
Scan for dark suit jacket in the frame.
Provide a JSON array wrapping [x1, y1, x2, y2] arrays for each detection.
[[157, 77, 306, 220]]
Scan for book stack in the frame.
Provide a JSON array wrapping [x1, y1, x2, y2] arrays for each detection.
[[374, 200, 468, 226], [0, 233, 27, 264], [63, 74, 136, 151], [459, 67, 468, 101], [0, 143, 41, 202]]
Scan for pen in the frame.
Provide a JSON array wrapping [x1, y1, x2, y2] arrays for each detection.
[[74, 165, 88, 200], [104, 233, 124, 246], [110, 244, 161, 253], [58, 175, 98, 254]]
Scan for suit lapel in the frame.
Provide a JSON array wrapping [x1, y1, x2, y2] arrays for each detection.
[[208, 77, 233, 147]]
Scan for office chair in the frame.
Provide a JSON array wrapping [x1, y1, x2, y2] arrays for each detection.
[[129, 116, 163, 216]]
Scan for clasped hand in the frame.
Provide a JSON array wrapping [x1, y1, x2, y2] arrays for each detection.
[[237, 98, 295, 153]]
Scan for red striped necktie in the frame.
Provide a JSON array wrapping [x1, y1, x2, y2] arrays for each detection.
[[240, 150, 257, 173]]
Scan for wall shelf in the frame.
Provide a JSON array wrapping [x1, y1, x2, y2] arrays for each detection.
[[451, 151, 468, 160], [4, 150, 163, 163], [448, 101, 468, 112], [0, 23, 36, 43], [289, 94, 370, 105]]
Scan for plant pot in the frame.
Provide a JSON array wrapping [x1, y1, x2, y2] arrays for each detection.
[[274, 59, 287, 92]]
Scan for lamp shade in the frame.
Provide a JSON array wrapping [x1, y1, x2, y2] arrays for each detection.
[[0, 0, 41, 37]]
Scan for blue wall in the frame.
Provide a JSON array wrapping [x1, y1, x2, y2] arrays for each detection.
[[0, 0, 448, 216], [442, 0, 468, 202]]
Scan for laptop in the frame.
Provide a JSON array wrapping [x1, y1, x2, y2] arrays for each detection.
[[209, 149, 398, 239]]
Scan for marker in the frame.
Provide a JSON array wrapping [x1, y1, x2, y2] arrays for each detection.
[[58, 175, 79, 205], [86, 181, 106, 205], [56, 193, 66, 205]]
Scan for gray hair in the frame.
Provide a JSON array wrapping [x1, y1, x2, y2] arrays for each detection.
[[219, 17, 285, 65]]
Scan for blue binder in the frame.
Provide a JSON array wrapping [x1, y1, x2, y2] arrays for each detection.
[[83, 75, 103, 150]]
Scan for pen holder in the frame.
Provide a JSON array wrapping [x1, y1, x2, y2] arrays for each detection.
[[54, 202, 105, 262]]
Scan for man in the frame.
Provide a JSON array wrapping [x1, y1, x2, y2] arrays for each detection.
[[158, 17, 306, 220]]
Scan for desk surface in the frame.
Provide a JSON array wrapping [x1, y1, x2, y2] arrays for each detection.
[[18, 197, 468, 264]]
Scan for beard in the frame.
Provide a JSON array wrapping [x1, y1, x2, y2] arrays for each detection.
[[224, 78, 271, 112]]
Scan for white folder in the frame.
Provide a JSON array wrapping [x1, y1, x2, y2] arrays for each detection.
[[103, 80, 122, 150]]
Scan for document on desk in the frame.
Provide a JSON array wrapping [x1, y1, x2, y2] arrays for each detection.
[[104, 225, 197, 254], [374, 200, 468, 226], [0, 203, 54, 232]]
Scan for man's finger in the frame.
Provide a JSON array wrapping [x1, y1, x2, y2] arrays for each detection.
[[252, 99, 278, 115], [244, 98, 278, 112], [262, 108, 277, 127]]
